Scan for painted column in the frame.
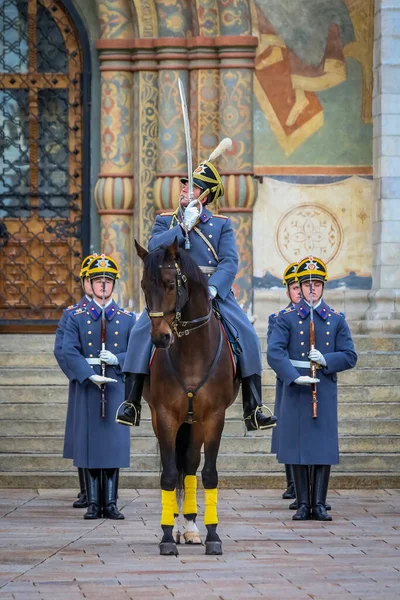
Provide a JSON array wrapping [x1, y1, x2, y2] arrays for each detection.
[[217, 36, 258, 312], [153, 40, 189, 213], [94, 1, 135, 308], [367, 0, 400, 321]]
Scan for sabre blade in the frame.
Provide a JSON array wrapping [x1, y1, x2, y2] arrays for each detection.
[[178, 77, 194, 203]]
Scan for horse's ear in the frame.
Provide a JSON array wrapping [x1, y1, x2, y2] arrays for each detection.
[[134, 239, 148, 260], [165, 237, 179, 261]]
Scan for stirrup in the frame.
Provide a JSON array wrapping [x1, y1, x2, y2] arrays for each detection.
[[244, 405, 276, 431], [115, 400, 138, 426]]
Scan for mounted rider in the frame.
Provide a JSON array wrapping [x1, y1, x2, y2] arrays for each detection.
[[118, 140, 277, 432]]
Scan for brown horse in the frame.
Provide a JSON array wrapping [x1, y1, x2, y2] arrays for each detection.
[[135, 238, 240, 556]]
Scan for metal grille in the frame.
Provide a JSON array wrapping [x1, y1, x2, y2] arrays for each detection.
[[0, 0, 87, 329]]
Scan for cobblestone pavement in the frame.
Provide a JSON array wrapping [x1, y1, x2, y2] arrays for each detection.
[[0, 488, 399, 599]]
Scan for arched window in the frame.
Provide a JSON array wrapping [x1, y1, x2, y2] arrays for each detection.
[[0, 0, 90, 330]]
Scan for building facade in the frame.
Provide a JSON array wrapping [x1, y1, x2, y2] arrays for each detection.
[[0, 0, 399, 332]]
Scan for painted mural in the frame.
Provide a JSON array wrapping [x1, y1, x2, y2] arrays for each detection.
[[252, 0, 374, 289]]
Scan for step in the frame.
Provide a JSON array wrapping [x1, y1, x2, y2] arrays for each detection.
[[1, 434, 399, 455], [1, 452, 399, 473], [0, 470, 399, 490]]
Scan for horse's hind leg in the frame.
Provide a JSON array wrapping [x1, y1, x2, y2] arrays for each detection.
[[183, 432, 202, 544], [202, 422, 224, 555]]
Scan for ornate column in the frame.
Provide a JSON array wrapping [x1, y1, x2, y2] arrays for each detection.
[[217, 36, 258, 312], [94, 1, 134, 308], [153, 40, 189, 213]]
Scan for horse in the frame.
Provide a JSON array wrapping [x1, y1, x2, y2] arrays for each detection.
[[135, 238, 240, 556]]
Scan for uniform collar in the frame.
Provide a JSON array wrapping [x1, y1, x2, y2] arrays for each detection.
[[78, 296, 89, 309], [87, 299, 118, 321], [199, 207, 212, 223], [296, 298, 330, 320]]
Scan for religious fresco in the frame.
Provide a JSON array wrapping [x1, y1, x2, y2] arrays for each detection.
[[251, 0, 374, 289]]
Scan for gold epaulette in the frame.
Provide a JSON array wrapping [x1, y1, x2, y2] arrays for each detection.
[[119, 308, 135, 317], [280, 305, 296, 315], [160, 212, 174, 216], [66, 303, 77, 311], [330, 307, 345, 318], [269, 311, 279, 319], [212, 215, 228, 219], [73, 307, 86, 316]]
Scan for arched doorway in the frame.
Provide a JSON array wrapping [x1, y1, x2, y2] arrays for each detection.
[[0, 0, 91, 331]]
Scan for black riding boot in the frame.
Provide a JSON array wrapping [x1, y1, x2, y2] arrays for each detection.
[[73, 468, 88, 508], [292, 465, 311, 520], [312, 465, 332, 521], [115, 373, 144, 426], [102, 469, 125, 520], [83, 469, 102, 519], [282, 464, 296, 499], [289, 466, 331, 510], [242, 374, 277, 431]]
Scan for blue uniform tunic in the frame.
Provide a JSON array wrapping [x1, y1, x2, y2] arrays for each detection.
[[62, 299, 136, 469], [123, 207, 262, 378], [54, 295, 90, 459], [267, 304, 292, 456], [267, 298, 357, 465]]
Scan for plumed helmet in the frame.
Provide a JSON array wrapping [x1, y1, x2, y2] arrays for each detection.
[[79, 253, 98, 278], [296, 256, 328, 283], [87, 254, 120, 281], [282, 262, 298, 286], [180, 138, 232, 205]]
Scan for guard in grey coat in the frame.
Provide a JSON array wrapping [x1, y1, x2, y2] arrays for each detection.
[[118, 154, 277, 432], [53, 254, 96, 508], [63, 255, 136, 520], [268, 262, 300, 500], [267, 256, 357, 521]]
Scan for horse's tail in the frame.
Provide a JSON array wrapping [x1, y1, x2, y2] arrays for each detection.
[[175, 422, 191, 503]]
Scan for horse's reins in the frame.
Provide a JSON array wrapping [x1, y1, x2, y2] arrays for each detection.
[[146, 260, 224, 423]]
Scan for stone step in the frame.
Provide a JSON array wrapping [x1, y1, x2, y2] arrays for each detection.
[[0, 400, 398, 422], [0, 452, 398, 473], [1, 434, 399, 454], [1, 366, 399, 387], [1, 470, 399, 489], [1, 416, 399, 438], [1, 383, 399, 405]]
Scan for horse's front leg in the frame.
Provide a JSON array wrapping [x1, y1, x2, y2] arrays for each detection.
[[202, 416, 224, 555], [183, 427, 203, 545], [157, 419, 180, 556]]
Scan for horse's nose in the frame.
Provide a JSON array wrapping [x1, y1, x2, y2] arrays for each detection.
[[153, 332, 173, 349]]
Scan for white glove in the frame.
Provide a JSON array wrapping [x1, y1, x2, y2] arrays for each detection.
[[308, 349, 327, 367], [99, 349, 119, 366], [89, 374, 118, 388], [183, 203, 200, 231], [208, 285, 217, 299], [294, 376, 320, 386]]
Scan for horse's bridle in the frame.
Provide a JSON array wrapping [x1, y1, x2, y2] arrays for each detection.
[[145, 261, 212, 337]]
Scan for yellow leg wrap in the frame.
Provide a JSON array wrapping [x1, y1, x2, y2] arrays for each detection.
[[204, 488, 218, 525], [183, 475, 197, 515], [173, 490, 179, 516], [161, 489, 176, 526]]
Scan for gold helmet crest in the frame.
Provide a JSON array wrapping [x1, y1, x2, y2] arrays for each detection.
[[87, 254, 120, 280], [296, 256, 328, 283]]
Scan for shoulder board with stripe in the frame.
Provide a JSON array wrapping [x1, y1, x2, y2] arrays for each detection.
[[73, 307, 86, 316], [269, 311, 279, 319], [119, 308, 135, 317], [212, 215, 228, 220], [330, 307, 346, 318], [66, 303, 78, 311], [280, 305, 296, 315], [159, 212, 174, 216]]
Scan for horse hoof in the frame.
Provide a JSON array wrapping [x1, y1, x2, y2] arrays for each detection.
[[183, 531, 202, 545], [205, 541, 223, 555], [173, 531, 181, 545], [159, 542, 179, 556]]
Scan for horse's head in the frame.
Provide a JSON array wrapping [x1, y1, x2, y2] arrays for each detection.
[[135, 238, 190, 349]]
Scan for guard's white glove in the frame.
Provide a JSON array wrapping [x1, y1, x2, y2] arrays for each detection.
[[208, 285, 217, 299], [294, 376, 320, 386], [89, 374, 118, 388], [99, 349, 119, 366], [183, 201, 200, 232], [308, 349, 327, 367]]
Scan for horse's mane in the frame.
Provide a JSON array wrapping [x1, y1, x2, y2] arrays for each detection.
[[143, 246, 209, 303]]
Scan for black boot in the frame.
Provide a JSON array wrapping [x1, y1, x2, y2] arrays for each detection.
[[102, 469, 125, 520], [312, 465, 332, 521], [282, 464, 296, 499], [292, 465, 311, 520], [73, 468, 88, 508], [242, 374, 277, 431], [115, 373, 144, 426], [83, 469, 102, 519]]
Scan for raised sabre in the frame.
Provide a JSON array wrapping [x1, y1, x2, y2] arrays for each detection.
[[178, 77, 202, 250]]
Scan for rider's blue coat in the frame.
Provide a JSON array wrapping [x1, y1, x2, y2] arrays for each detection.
[[123, 207, 262, 378], [54, 295, 90, 459], [267, 298, 357, 465]]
